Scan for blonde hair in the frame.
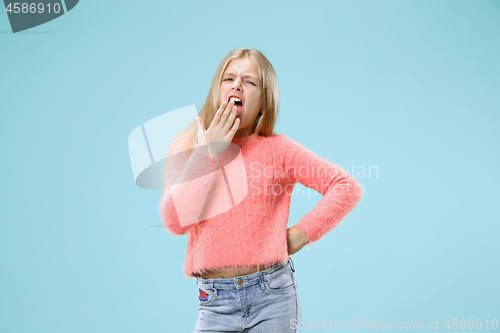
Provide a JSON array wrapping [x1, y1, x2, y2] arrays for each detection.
[[166, 48, 280, 160]]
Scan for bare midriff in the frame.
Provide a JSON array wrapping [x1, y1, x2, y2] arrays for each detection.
[[199, 264, 273, 279]]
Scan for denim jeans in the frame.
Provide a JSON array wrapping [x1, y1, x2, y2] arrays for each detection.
[[194, 257, 301, 333]]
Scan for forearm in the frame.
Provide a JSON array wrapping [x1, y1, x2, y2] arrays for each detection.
[[287, 225, 310, 255], [160, 148, 220, 234], [294, 173, 363, 243]]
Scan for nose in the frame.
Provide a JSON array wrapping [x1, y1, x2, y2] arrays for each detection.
[[232, 78, 242, 91]]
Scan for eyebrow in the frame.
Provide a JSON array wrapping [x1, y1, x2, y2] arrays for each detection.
[[223, 71, 259, 80]]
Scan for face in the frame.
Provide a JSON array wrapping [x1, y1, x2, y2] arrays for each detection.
[[219, 57, 263, 138]]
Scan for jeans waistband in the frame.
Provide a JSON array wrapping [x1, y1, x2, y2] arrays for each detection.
[[196, 257, 295, 290]]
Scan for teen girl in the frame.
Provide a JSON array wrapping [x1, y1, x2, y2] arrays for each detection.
[[159, 48, 363, 332]]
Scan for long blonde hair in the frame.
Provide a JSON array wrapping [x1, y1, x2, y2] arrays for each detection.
[[167, 48, 280, 159]]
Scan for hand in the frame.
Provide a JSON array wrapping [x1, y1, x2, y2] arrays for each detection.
[[196, 100, 240, 158], [287, 226, 309, 255]]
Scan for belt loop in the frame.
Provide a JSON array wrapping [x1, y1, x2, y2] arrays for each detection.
[[211, 280, 217, 297], [259, 271, 265, 290], [288, 256, 295, 273]]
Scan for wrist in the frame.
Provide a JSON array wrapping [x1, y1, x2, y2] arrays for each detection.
[[196, 145, 212, 158], [292, 225, 309, 245]]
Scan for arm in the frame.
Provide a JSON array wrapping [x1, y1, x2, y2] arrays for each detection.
[[287, 225, 310, 255], [160, 103, 240, 236], [159, 140, 221, 235], [284, 136, 364, 245]]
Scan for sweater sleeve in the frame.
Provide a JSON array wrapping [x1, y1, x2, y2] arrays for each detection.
[[159, 139, 220, 236], [283, 135, 363, 245]]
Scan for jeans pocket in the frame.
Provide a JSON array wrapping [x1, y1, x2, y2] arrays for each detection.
[[264, 270, 295, 292], [198, 285, 215, 306]]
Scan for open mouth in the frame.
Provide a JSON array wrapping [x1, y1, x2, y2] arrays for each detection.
[[228, 96, 243, 106], [228, 96, 243, 115]]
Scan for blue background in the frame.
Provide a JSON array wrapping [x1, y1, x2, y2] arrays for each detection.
[[1, 0, 499, 332]]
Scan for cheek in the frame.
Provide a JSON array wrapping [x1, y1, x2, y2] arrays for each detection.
[[220, 85, 230, 98], [253, 93, 263, 110]]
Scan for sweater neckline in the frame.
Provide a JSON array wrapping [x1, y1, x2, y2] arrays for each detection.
[[231, 132, 259, 145]]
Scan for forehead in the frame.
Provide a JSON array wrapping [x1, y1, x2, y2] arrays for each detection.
[[223, 58, 259, 77]]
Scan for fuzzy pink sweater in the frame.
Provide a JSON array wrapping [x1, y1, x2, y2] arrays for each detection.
[[159, 132, 363, 278]]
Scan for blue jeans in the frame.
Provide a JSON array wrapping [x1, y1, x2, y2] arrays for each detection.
[[194, 257, 301, 333]]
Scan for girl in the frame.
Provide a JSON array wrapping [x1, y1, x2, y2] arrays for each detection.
[[159, 48, 363, 332]]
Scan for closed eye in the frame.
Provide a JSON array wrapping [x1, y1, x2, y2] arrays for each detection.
[[224, 78, 256, 86]]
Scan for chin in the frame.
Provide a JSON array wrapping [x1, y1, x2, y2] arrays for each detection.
[[237, 118, 247, 128]]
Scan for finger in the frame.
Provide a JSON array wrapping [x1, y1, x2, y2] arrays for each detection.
[[196, 117, 207, 147], [197, 117, 213, 157], [211, 102, 226, 128], [220, 99, 235, 127], [223, 105, 238, 132], [222, 105, 237, 130], [225, 117, 240, 140]]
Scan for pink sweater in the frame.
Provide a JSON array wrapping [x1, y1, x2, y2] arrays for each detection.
[[159, 132, 363, 278]]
